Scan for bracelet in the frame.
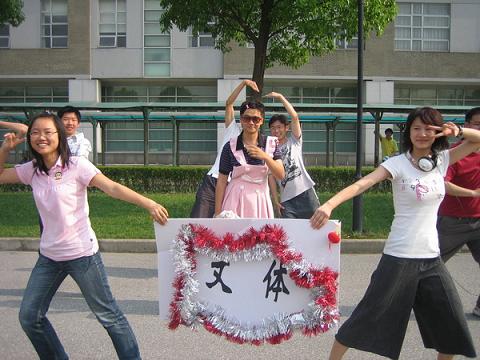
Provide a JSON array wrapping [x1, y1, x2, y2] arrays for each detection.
[[456, 125, 464, 138]]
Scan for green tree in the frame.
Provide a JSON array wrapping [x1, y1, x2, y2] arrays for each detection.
[[0, 0, 24, 26], [159, 0, 397, 97]]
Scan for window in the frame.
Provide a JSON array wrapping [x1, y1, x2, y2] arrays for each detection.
[[336, 37, 358, 50], [144, 0, 170, 77], [99, 0, 126, 47], [102, 84, 217, 103], [0, 86, 68, 103], [104, 120, 217, 154], [395, 2, 450, 51], [255, 85, 357, 104], [0, 25, 9, 48], [394, 85, 480, 106], [41, 0, 68, 48], [188, 23, 215, 48]]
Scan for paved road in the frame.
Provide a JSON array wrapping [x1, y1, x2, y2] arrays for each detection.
[[0, 251, 478, 360]]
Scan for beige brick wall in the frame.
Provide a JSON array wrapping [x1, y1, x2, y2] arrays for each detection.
[[0, 0, 91, 77], [224, 25, 480, 80]]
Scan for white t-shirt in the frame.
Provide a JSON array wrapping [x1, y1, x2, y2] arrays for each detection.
[[381, 150, 449, 258], [67, 132, 92, 159], [207, 121, 242, 178], [276, 134, 315, 202]]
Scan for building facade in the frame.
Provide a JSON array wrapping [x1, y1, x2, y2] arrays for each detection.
[[0, 0, 479, 165]]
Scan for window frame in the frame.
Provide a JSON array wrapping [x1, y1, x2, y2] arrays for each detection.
[[0, 25, 10, 48], [40, 0, 68, 49], [188, 22, 215, 48], [98, 0, 127, 48], [143, 1, 171, 77], [394, 2, 450, 52]]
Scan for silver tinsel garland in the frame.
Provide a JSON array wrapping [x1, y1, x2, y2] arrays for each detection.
[[170, 224, 339, 344]]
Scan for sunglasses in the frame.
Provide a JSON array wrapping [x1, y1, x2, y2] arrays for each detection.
[[241, 115, 263, 124]]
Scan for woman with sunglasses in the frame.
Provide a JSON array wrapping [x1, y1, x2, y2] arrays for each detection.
[[310, 107, 479, 360], [214, 100, 285, 218], [0, 112, 169, 359]]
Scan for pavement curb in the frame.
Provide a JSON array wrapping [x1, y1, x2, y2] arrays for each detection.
[[0, 237, 386, 254]]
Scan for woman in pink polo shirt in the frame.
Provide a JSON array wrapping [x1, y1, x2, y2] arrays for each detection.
[[0, 112, 168, 360]]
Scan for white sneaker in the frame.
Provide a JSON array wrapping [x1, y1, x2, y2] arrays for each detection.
[[473, 306, 480, 317]]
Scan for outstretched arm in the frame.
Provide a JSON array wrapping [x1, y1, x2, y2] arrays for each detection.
[[0, 121, 28, 137], [310, 166, 390, 229], [427, 122, 480, 165], [89, 174, 169, 225], [0, 133, 24, 184], [225, 80, 259, 127], [265, 92, 301, 139]]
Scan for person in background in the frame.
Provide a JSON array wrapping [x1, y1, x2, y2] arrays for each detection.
[[215, 100, 284, 218], [267, 92, 319, 218], [57, 105, 92, 159], [377, 127, 399, 161], [0, 112, 169, 360], [437, 106, 480, 318], [190, 80, 258, 218], [311, 107, 479, 360]]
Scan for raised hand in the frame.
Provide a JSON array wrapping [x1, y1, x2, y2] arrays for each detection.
[[264, 92, 284, 100], [428, 122, 460, 138], [1, 133, 25, 152], [244, 80, 259, 93]]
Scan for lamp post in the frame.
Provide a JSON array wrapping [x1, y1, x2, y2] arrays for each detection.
[[352, 0, 364, 233]]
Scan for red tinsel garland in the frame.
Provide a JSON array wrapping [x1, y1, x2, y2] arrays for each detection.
[[169, 223, 339, 345]]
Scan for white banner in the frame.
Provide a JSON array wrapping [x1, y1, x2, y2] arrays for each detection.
[[155, 218, 341, 344]]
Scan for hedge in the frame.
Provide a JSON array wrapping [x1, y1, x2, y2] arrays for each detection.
[[1, 165, 391, 193]]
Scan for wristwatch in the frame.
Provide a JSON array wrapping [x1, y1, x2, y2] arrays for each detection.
[[456, 124, 464, 138]]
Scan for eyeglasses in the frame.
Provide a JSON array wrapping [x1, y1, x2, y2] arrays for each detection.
[[29, 131, 58, 138], [241, 115, 263, 124]]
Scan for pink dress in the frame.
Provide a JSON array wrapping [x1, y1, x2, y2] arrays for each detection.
[[221, 136, 277, 218]]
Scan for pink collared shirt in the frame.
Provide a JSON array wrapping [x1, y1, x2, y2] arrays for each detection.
[[15, 156, 101, 261]]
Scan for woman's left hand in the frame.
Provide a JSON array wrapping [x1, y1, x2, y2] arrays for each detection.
[[149, 201, 169, 225], [428, 122, 460, 138], [244, 144, 267, 160]]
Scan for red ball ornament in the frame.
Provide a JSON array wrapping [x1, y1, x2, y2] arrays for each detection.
[[328, 231, 341, 244]]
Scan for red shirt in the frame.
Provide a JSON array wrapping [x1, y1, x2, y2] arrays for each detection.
[[438, 142, 480, 218]]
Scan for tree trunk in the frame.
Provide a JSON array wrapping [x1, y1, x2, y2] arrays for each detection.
[[251, 45, 267, 101], [250, 0, 273, 102]]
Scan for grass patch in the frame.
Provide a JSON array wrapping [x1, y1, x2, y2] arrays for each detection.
[[0, 192, 393, 239]]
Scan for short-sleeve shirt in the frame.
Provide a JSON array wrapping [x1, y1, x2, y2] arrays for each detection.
[[439, 142, 480, 218], [68, 132, 92, 159], [380, 136, 398, 157], [276, 134, 315, 202], [207, 121, 242, 178], [218, 133, 282, 176], [15, 156, 101, 261], [380, 150, 449, 258]]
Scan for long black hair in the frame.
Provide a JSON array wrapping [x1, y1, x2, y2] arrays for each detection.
[[402, 107, 449, 154], [27, 112, 71, 174]]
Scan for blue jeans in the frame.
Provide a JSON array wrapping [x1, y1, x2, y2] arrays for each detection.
[[19, 253, 141, 360]]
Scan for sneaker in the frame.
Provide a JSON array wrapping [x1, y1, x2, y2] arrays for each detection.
[[473, 306, 480, 317]]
